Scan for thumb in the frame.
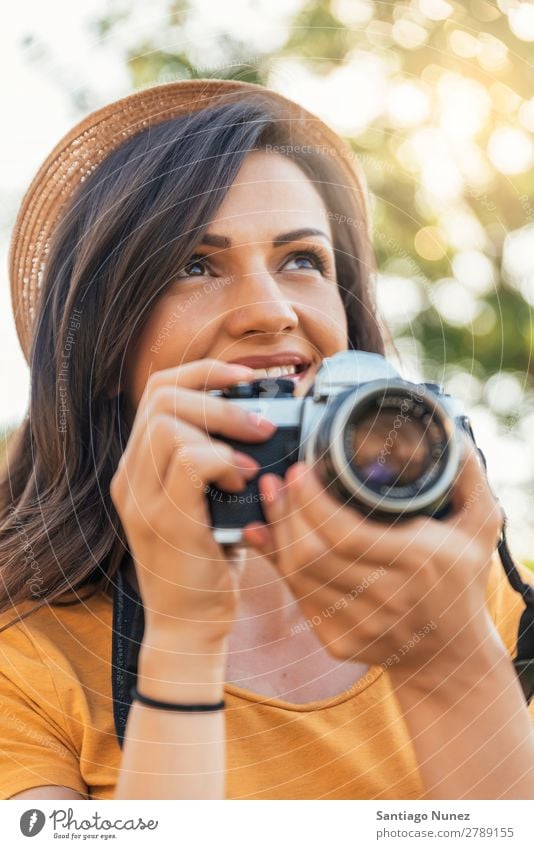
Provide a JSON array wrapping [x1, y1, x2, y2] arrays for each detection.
[[241, 521, 278, 563]]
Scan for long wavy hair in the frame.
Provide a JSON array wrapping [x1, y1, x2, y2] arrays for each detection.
[[0, 95, 386, 629]]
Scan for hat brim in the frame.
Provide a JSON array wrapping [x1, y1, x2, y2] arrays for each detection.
[[9, 78, 370, 362]]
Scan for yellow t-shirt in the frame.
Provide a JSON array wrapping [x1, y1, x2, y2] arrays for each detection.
[[0, 558, 533, 800]]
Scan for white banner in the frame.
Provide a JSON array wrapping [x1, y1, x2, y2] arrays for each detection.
[[1, 799, 532, 848]]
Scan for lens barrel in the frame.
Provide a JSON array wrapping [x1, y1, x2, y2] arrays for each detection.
[[312, 379, 461, 520]]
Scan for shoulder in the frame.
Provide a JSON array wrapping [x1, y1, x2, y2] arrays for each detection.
[[0, 588, 115, 800], [0, 593, 112, 799], [0, 588, 113, 671], [0, 589, 113, 733]]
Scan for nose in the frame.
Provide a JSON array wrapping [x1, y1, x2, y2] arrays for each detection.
[[224, 268, 299, 337]]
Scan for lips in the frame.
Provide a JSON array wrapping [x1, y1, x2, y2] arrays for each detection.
[[227, 352, 312, 382], [227, 352, 311, 369]]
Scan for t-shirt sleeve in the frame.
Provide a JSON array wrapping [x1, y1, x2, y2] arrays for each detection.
[[0, 616, 88, 800], [486, 557, 534, 723]]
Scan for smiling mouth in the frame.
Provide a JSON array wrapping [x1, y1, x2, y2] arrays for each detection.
[[245, 363, 310, 381]]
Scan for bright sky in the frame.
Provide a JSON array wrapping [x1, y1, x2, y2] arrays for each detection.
[[1, 0, 125, 426]]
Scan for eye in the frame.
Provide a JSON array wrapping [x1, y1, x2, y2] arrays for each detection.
[[176, 254, 210, 278], [283, 249, 327, 274]]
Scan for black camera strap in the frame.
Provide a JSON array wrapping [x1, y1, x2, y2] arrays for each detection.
[[497, 523, 534, 704], [472, 438, 534, 705], [111, 564, 144, 748]]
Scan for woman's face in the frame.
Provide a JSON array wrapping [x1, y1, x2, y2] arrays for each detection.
[[122, 150, 348, 408]]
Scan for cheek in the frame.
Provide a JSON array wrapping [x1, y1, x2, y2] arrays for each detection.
[[299, 289, 348, 354], [122, 296, 218, 406]]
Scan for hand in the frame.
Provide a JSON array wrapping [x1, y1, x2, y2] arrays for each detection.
[[243, 438, 504, 672], [110, 359, 277, 650]]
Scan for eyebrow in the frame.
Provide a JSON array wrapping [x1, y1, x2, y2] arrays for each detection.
[[197, 228, 332, 249]]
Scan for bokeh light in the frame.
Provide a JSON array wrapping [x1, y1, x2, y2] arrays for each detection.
[[452, 249, 496, 295], [2, 0, 534, 557], [508, 1, 534, 41], [487, 127, 534, 174]]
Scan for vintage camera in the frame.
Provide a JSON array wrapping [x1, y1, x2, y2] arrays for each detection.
[[207, 351, 472, 546]]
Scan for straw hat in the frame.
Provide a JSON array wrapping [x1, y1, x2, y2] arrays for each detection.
[[9, 78, 371, 363]]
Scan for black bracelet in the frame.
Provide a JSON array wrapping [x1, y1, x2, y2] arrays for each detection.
[[130, 685, 225, 712]]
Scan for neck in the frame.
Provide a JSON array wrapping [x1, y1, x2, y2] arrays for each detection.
[[123, 546, 307, 636]]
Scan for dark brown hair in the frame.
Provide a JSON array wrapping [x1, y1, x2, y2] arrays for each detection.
[[0, 95, 385, 628]]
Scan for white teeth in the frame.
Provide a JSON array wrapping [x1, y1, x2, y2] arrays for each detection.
[[247, 364, 299, 379]]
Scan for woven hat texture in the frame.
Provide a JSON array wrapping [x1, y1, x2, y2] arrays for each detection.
[[9, 78, 370, 362]]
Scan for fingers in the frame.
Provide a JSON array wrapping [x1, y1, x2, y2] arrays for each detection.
[[260, 471, 329, 571], [144, 359, 256, 393], [241, 521, 275, 553], [278, 462, 411, 563], [246, 473, 323, 571], [445, 438, 504, 544], [142, 385, 277, 443], [164, 439, 258, 505], [126, 360, 266, 458], [117, 415, 200, 498], [251, 470, 379, 619], [115, 358, 273, 503], [122, 414, 259, 499], [251, 474, 290, 563]]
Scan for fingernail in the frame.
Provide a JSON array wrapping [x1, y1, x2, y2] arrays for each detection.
[[247, 412, 277, 434], [244, 523, 270, 546]]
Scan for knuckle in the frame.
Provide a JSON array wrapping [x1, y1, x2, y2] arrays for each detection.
[[405, 536, 431, 566], [175, 441, 195, 466], [488, 499, 504, 535], [204, 394, 233, 425], [296, 534, 324, 563], [215, 440, 236, 466], [199, 357, 220, 373], [109, 472, 124, 505], [124, 490, 161, 532], [143, 371, 163, 401], [145, 386, 171, 413], [140, 498, 165, 529], [463, 535, 486, 566], [110, 454, 130, 500], [116, 493, 138, 528], [147, 413, 173, 444], [327, 645, 344, 661], [186, 358, 217, 387], [331, 531, 365, 559]]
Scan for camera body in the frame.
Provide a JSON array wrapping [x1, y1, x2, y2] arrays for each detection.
[[207, 351, 472, 546]]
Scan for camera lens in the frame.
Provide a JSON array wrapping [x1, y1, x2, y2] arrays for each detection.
[[348, 407, 433, 488], [312, 380, 460, 519]]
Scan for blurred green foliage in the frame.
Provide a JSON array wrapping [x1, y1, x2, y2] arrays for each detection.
[[88, 1, 534, 394]]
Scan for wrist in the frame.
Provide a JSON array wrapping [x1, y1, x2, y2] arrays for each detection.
[[389, 619, 511, 696], [143, 618, 231, 653], [138, 635, 227, 703], [143, 618, 230, 654]]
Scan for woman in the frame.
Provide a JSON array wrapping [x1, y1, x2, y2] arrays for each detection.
[[0, 79, 533, 801]]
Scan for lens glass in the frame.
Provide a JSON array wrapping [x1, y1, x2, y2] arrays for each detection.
[[344, 393, 447, 496]]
